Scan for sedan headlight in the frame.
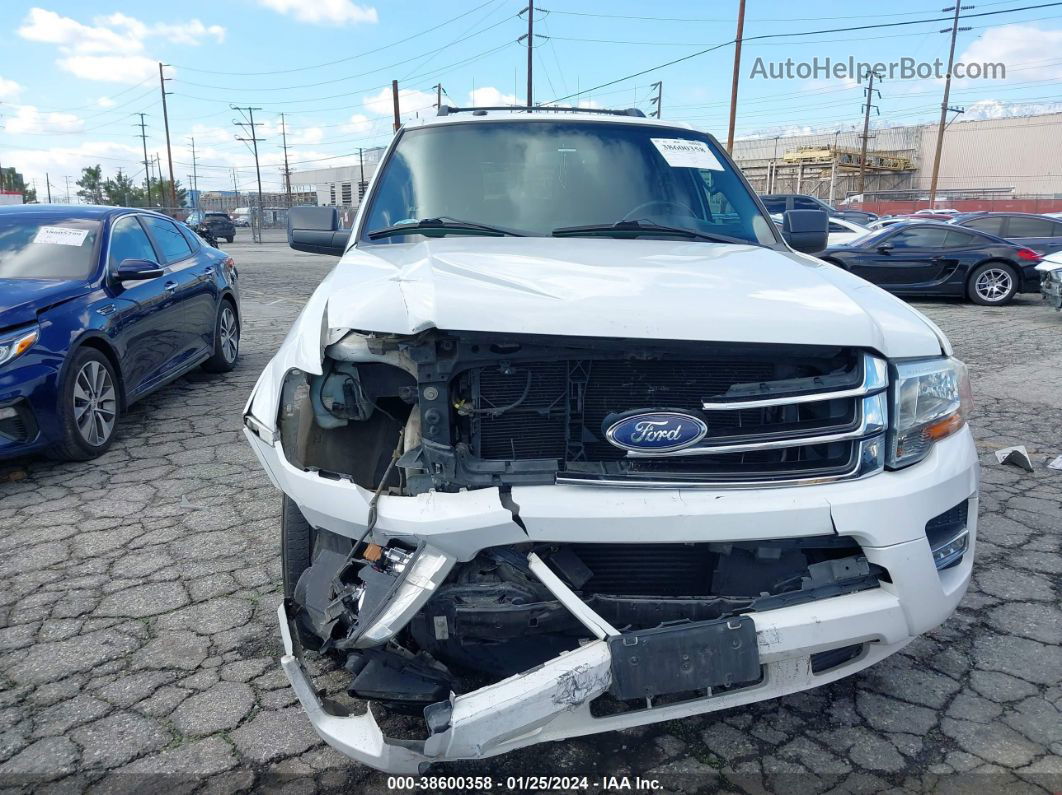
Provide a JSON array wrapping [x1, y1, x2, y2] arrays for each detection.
[[0, 326, 39, 368], [887, 357, 972, 469]]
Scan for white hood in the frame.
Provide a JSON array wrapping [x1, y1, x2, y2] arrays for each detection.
[[324, 237, 944, 357], [247, 237, 947, 428]]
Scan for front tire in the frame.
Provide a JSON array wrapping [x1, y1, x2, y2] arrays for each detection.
[[968, 262, 1018, 305], [48, 348, 120, 461], [202, 300, 239, 373], [281, 495, 315, 599], [225, 236, 234, 243]]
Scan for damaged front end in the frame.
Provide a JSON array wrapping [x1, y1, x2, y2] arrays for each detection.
[[248, 326, 962, 771]]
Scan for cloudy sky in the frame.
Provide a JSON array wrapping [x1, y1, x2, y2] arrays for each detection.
[[1, 0, 1060, 198]]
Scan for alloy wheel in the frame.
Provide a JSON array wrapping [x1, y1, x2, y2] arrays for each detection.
[[220, 306, 239, 363], [73, 360, 117, 446], [975, 268, 1013, 302]]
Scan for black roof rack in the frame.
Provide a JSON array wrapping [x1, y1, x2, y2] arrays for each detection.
[[436, 105, 646, 118]]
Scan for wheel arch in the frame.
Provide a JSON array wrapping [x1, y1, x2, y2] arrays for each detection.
[[69, 334, 127, 410]]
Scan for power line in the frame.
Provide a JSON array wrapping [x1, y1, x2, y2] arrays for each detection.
[[232, 105, 265, 243], [170, 0, 502, 76], [543, 1, 1062, 105]]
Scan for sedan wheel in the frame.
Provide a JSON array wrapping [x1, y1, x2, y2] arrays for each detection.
[[220, 305, 239, 364], [73, 360, 117, 446]]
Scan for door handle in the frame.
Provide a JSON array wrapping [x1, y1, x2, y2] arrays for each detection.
[[96, 304, 116, 316], [164, 281, 179, 292]]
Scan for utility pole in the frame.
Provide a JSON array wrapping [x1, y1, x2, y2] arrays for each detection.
[[650, 81, 663, 118], [134, 113, 152, 207], [232, 105, 265, 243], [155, 154, 164, 204], [45, 172, 52, 203], [433, 83, 443, 109], [159, 63, 177, 209], [280, 112, 292, 206], [857, 70, 883, 197], [726, 0, 747, 153], [64, 175, 72, 204], [116, 167, 127, 206], [526, 1, 534, 108], [391, 80, 401, 132], [188, 136, 200, 210], [928, 3, 972, 207]]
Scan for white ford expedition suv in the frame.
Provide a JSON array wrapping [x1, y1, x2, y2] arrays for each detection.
[[243, 107, 978, 773]]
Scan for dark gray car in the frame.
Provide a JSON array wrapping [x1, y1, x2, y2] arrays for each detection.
[[186, 211, 236, 243], [950, 212, 1062, 256]]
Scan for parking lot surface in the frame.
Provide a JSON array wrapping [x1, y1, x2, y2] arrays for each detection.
[[0, 241, 1059, 793]]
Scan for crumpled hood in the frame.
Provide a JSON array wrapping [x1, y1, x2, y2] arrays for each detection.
[[0, 278, 87, 331], [323, 237, 945, 358]]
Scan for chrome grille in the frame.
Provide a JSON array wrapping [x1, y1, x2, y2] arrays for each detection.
[[462, 347, 888, 487]]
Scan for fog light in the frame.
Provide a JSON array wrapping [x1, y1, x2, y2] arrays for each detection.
[[0, 407, 16, 420], [930, 529, 968, 570]]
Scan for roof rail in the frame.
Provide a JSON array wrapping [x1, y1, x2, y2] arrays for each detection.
[[436, 105, 646, 118]]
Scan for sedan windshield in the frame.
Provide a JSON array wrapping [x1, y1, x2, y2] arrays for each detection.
[[0, 217, 102, 280], [362, 120, 777, 246]]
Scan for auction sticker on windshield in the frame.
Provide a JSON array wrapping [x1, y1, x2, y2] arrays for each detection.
[[651, 138, 724, 170], [35, 226, 90, 246]]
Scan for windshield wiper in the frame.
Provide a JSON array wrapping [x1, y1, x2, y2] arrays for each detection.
[[552, 220, 751, 245], [367, 216, 523, 240]]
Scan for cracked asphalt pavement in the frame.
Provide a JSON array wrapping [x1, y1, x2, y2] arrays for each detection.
[[0, 241, 1059, 793]]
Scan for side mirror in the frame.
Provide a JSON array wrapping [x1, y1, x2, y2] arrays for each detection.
[[782, 209, 829, 254], [116, 258, 163, 281], [877, 243, 894, 253], [288, 206, 352, 256]]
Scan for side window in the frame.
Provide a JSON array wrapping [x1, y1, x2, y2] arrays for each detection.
[[142, 216, 193, 263], [962, 216, 1005, 235], [828, 221, 848, 233], [178, 223, 202, 252], [888, 227, 950, 249], [761, 197, 786, 214], [944, 229, 983, 249], [792, 197, 820, 210], [108, 216, 158, 268], [1006, 216, 1055, 238]]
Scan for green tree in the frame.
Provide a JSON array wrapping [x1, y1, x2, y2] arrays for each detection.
[[102, 170, 139, 206], [0, 167, 38, 203], [154, 178, 188, 209], [76, 165, 104, 205]]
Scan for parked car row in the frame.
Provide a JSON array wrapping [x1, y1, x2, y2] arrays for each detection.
[[0, 205, 240, 462]]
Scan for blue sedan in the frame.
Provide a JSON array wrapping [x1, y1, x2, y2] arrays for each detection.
[[0, 205, 240, 461]]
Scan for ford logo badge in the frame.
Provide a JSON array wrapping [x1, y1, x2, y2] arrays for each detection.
[[605, 411, 708, 453]]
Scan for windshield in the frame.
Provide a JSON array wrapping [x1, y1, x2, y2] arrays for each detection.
[[0, 217, 102, 280], [362, 120, 776, 245]]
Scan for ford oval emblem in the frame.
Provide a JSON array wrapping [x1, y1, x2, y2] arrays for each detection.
[[605, 411, 708, 453]]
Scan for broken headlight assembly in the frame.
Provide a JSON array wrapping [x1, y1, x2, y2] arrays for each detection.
[[887, 357, 972, 469]]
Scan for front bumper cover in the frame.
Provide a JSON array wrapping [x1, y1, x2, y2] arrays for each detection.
[[264, 429, 978, 773]]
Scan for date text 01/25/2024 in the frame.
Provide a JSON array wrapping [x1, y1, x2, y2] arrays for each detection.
[[386, 776, 664, 790]]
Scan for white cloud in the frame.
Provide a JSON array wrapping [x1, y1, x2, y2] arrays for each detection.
[[468, 86, 519, 107], [256, 0, 378, 25], [153, 20, 226, 46], [363, 86, 436, 117], [0, 76, 22, 100], [5, 141, 145, 194], [957, 25, 1062, 83], [18, 7, 140, 54], [5, 105, 84, 135], [58, 55, 158, 84], [343, 113, 373, 133], [961, 98, 1062, 119], [18, 7, 226, 84], [291, 126, 324, 145], [96, 96, 115, 108]]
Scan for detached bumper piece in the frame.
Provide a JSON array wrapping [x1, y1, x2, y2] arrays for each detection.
[[278, 535, 907, 773]]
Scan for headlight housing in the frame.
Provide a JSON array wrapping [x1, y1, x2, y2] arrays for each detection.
[[0, 325, 39, 368], [887, 357, 972, 469]]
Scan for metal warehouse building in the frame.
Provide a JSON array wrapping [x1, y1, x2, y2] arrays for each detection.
[[731, 111, 1062, 211]]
